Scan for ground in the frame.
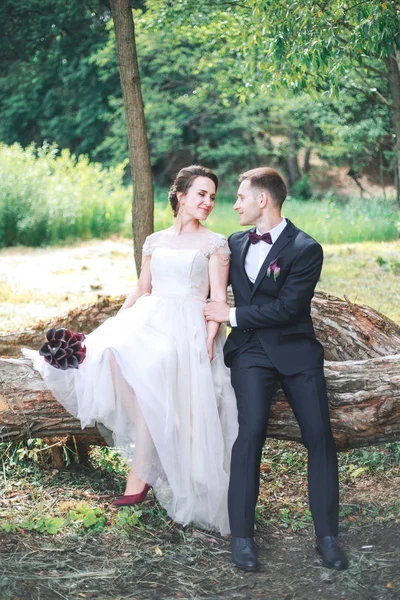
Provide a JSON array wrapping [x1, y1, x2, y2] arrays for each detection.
[[1, 522, 399, 600], [1, 440, 399, 600], [1, 238, 399, 332]]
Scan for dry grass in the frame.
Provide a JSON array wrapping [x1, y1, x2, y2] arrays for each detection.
[[1, 441, 399, 599], [1, 239, 399, 333], [318, 241, 400, 322]]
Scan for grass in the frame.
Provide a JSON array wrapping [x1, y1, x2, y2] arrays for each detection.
[[1, 440, 399, 537], [1, 141, 398, 248], [0, 439, 399, 599], [155, 193, 400, 244], [317, 240, 400, 322]]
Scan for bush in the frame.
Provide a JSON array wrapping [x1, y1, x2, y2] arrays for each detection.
[[0, 142, 131, 247], [290, 175, 313, 200]]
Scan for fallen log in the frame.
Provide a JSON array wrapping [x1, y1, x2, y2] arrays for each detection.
[[1, 355, 399, 450], [311, 292, 400, 361], [1, 292, 400, 361], [0, 295, 126, 357]]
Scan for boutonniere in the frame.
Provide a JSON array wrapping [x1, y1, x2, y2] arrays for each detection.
[[266, 258, 280, 281]]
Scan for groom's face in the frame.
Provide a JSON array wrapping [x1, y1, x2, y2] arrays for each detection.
[[234, 179, 262, 226]]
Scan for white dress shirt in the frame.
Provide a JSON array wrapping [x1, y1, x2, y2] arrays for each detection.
[[229, 218, 287, 327]]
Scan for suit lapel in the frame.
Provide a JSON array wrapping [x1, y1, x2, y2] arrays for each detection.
[[251, 220, 295, 297], [238, 229, 254, 293]]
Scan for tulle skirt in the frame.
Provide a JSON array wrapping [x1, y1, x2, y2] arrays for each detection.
[[29, 293, 238, 535]]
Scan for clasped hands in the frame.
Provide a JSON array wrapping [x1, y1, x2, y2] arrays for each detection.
[[204, 299, 230, 324]]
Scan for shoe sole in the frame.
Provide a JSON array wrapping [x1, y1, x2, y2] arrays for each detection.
[[232, 560, 260, 572]]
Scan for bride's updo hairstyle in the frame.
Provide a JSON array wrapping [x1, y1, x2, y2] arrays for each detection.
[[168, 165, 218, 217]]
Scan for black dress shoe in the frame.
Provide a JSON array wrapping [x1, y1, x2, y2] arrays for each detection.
[[231, 536, 260, 572], [316, 536, 349, 570]]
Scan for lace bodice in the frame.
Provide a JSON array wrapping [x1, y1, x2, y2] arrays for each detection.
[[143, 229, 230, 301]]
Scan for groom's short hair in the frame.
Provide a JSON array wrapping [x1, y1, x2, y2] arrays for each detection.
[[239, 167, 287, 208]]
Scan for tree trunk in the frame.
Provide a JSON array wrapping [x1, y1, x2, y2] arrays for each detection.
[[310, 292, 400, 361], [385, 48, 400, 206], [2, 291, 400, 362], [286, 132, 301, 189], [303, 118, 313, 174], [110, 0, 154, 274], [1, 355, 399, 449], [303, 147, 312, 174]]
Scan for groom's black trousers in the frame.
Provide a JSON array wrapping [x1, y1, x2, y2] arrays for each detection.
[[228, 336, 339, 538]]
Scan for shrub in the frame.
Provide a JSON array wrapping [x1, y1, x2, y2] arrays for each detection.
[[0, 142, 131, 247]]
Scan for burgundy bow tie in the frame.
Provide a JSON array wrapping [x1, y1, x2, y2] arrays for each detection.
[[248, 231, 273, 245]]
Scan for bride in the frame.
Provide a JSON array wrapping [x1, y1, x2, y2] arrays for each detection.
[[30, 165, 238, 535]]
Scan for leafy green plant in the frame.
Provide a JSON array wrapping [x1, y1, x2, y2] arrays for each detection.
[[66, 503, 106, 531], [339, 444, 400, 474], [376, 256, 400, 275], [290, 175, 312, 200], [89, 446, 129, 477], [20, 516, 64, 535], [115, 507, 143, 531], [0, 142, 131, 247]]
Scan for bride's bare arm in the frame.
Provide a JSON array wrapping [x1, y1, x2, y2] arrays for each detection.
[[206, 252, 230, 360], [120, 256, 152, 311]]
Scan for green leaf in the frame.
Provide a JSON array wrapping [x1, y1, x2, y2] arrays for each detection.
[[350, 466, 369, 478], [45, 517, 64, 534], [83, 510, 98, 528]]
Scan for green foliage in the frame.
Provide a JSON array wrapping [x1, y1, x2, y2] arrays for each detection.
[[115, 507, 143, 531], [0, 0, 397, 194], [0, 134, 398, 248], [90, 446, 129, 477], [0, 142, 131, 247], [375, 256, 400, 275], [0, 0, 114, 160], [0, 439, 77, 479], [248, 0, 399, 91], [0, 515, 64, 535], [290, 175, 312, 200], [66, 503, 106, 531], [143, 0, 396, 187], [92, 8, 266, 181], [340, 443, 400, 475]]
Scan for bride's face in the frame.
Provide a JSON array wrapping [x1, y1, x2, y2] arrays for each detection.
[[180, 176, 216, 221]]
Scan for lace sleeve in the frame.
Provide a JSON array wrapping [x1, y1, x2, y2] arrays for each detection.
[[208, 233, 231, 257], [142, 236, 154, 257]]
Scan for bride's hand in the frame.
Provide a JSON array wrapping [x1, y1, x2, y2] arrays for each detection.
[[206, 335, 215, 362]]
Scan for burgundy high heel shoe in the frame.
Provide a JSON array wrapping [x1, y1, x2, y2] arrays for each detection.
[[112, 484, 150, 507]]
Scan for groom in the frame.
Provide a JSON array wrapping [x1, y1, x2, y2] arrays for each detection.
[[204, 167, 348, 572]]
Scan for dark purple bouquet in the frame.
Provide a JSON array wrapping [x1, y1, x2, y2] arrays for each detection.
[[39, 328, 86, 370]]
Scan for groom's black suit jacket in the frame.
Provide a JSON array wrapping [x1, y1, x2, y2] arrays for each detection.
[[224, 219, 324, 375]]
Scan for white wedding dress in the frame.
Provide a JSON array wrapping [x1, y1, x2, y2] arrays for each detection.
[[29, 228, 238, 535]]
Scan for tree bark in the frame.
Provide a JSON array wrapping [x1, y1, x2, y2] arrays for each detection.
[[310, 292, 400, 361], [286, 132, 301, 189], [303, 147, 312, 174], [110, 0, 154, 274], [2, 291, 400, 362], [1, 355, 399, 449], [385, 48, 400, 206]]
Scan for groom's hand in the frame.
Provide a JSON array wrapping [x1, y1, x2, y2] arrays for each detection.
[[204, 300, 230, 324]]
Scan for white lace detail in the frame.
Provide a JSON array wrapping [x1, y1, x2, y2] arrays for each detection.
[[206, 233, 230, 257], [142, 237, 154, 256]]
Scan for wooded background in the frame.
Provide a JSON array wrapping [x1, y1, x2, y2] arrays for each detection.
[[1, 0, 399, 195]]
